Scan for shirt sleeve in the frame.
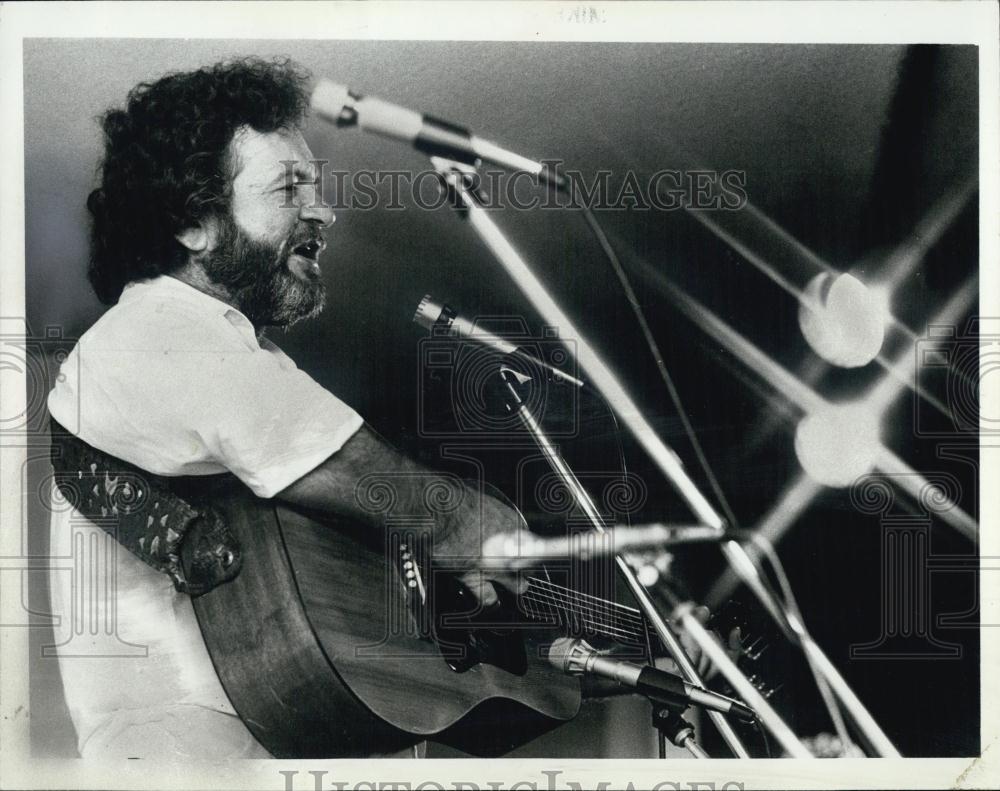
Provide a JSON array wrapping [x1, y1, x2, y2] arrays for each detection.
[[53, 299, 364, 500], [195, 341, 364, 499]]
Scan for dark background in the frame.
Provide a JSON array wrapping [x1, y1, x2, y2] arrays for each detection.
[[24, 40, 979, 758]]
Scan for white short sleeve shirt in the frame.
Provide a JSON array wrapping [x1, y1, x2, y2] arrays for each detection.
[[44, 275, 396, 759], [48, 274, 364, 497]]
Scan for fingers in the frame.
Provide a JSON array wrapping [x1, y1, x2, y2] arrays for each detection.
[[481, 531, 518, 560], [697, 647, 712, 678], [458, 570, 528, 610], [728, 625, 743, 655], [460, 575, 499, 608], [675, 605, 710, 667], [673, 605, 710, 636], [455, 529, 531, 606], [672, 605, 727, 677]]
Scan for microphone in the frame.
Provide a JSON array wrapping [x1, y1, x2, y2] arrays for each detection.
[[413, 295, 584, 388], [481, 523, 726, 570], [311, 80, 566, 189], [546, 637, 756, 724]]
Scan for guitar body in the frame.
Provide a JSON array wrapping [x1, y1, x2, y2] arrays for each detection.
[[188, 482, 581, 758]]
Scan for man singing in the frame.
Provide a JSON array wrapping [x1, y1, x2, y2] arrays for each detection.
[[46, 57, 524, 759]]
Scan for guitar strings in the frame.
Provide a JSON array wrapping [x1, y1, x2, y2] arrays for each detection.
[[521, 590, 645, 639], [520, 586, 643, 631], [526, 577, 646, 626], [521, 602, 642, 642], [527, 576, 644, 618], [527, 577, 643, 615], [521, 591, 636, 632], [519, 588, 645, 641], [520, 599, 643, 644], [518, 593, 644, 642]]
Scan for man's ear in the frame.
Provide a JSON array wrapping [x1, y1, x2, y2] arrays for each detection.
[[175, 218, 217, 254]]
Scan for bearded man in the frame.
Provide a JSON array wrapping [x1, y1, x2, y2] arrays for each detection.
[[46, 57, 525, 760]]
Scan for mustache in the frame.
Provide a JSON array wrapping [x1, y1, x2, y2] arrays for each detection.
[[289, 227, 326, 250], [203, 216, 326, 286]]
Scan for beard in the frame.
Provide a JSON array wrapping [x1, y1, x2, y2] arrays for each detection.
[[201, 213, 326, 330]]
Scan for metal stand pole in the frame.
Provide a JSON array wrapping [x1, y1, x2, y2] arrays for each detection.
[[652, 703, 709, 759], [672, 603, 811, 758], [498, 369, 750, 758], [432, 157, 899, 758]]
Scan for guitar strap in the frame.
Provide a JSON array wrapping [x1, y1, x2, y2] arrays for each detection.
[[48, 417, 242, 596]]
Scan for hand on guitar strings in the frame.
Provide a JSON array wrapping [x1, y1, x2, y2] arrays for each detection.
[[431, 487, 531, 609]]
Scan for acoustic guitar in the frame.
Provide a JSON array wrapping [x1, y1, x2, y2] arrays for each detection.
[[182, 476, 650, 758]]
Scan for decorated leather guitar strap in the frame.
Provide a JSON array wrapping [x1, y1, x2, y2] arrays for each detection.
[[48, 417, 242, 596]]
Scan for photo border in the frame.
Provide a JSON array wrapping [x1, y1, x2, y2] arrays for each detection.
[[2, 2, 997, 789]]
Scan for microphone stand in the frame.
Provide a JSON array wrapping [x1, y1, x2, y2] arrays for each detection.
[[500, 366, 812, 758], [429, 156, 900, 758], [496, 367, 743, 759], [653, 704, 709, 759]]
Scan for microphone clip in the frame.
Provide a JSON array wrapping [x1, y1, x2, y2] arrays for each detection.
[[430, 156, 487, 217]]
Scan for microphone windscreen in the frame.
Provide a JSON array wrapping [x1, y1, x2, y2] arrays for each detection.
[[413, 295, 445, 331], [544, 637, 579, 673], [311, 80, 353, 123]]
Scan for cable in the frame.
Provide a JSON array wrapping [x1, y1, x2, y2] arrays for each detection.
[[602, 394, 671, 756], [753, 716, 773, 758], [571, 196, 856, 752], [743, 532, 855, 751], [723, 527, 854, 748], [572, 197, 743, 536]]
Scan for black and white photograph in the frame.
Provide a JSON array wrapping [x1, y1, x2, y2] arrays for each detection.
[[1, 2, 997, 789]]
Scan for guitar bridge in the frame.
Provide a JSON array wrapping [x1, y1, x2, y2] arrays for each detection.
[[388, 529, 434, 641]]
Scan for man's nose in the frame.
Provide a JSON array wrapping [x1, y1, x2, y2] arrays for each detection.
[[300, 201, 335, 228]]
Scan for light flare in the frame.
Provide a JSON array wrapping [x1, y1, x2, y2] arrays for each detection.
[[631, 256, 977, 538]]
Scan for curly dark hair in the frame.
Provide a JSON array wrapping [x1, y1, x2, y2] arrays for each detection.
[[86, 57, 312, 304]]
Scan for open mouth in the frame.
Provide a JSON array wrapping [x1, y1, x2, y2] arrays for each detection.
[[291, 238, 325, 261]]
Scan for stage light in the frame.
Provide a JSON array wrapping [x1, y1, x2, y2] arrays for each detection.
[[635, 255, 976, 532], [798, 272, 887, 368], [793, 402, 882, 488]]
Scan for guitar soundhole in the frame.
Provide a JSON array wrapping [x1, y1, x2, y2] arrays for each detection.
[[433, 576, 529, 676], [390, 532, 528, 676]]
